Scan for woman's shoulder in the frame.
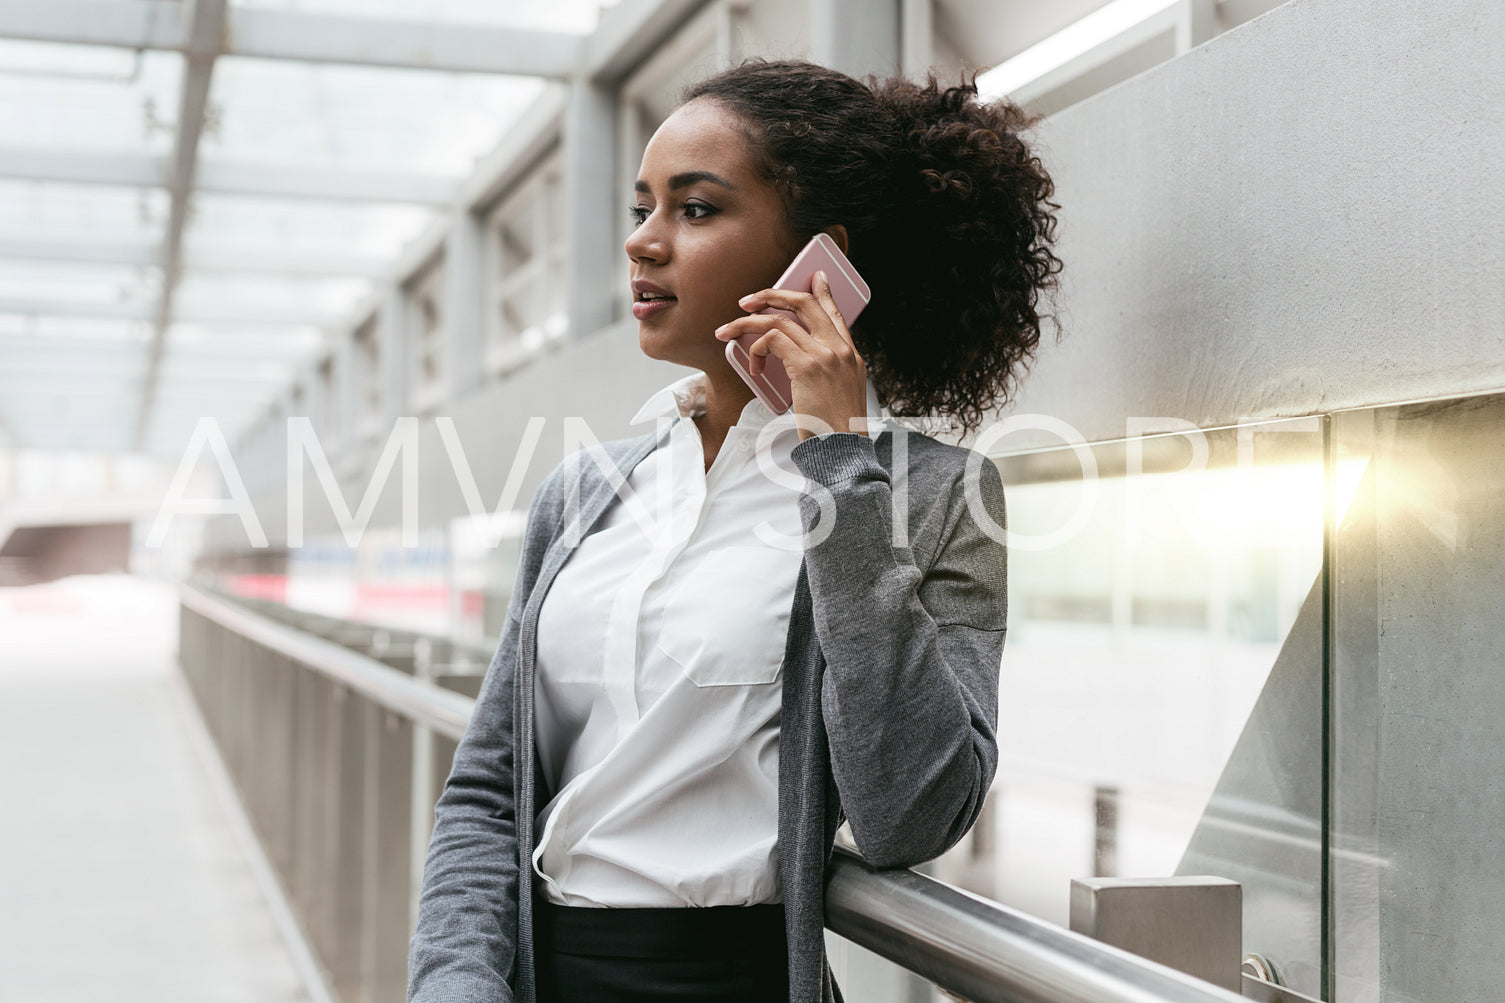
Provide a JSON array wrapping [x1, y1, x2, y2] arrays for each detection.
[[880, 426, 1003, 493]]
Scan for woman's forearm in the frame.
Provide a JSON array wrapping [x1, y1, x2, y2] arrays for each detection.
[[791, 431, 1008, 869]]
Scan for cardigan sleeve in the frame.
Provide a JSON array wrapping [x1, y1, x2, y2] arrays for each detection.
[[406, 463, 569, 1003], [790, 430, 1007, 869]]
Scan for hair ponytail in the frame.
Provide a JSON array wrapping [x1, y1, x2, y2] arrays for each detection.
[[681, 59, 1063, 438]]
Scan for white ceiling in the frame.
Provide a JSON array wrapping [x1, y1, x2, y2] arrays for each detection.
[[0, 0, 616, 458]]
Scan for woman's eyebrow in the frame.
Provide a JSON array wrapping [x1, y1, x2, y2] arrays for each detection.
[[634, 170, 740, 194]]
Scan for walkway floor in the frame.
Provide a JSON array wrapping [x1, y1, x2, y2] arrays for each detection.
[[0, 575, 316, 1003]]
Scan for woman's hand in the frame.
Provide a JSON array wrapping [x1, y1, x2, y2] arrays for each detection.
[[714, 270, 870, 442]]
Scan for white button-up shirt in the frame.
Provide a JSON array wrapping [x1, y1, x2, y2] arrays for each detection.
[[530, 371, 888, 907]]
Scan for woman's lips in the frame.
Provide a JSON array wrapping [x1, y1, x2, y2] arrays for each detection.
[[632, 297, 676, 320]]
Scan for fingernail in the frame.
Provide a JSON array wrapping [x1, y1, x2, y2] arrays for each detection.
[[714, 324, 728, 338], [738, 294, 755, 308], [814, 270, 826, 287]]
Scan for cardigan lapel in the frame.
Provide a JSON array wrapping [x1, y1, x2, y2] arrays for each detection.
[[513, 425, 668, 1003]]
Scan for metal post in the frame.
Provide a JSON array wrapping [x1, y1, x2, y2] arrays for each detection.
[[328, 685, 366, 1002], [1093, 784, 1120, 877], [290, 667, 326, 934], [409, 639, 435, 935], [361, 703, 414, 1003], [1069, 875, 1243, 992]]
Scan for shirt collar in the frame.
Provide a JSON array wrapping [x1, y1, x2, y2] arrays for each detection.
[[629, 370, 889, 433]]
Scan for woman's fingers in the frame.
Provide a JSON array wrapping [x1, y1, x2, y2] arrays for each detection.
[[738, 272, 857, 354], [715, 313, 814, 376], [806, 271, 857, 349]]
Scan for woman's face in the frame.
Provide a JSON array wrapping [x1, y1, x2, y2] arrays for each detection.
[[625, 99, 803, 373]]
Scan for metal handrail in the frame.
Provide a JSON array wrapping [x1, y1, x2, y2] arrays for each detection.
[[180, 584, 475, 741], [185, 586, 1248, 1003], [201, 583, 497, 663], [825, 844, 1247, 1003]]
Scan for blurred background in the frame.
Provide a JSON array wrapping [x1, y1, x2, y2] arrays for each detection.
[[1, 0, 1502, 1001]]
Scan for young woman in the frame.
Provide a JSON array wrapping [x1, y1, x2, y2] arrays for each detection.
[[408, 58, 1061, 1003]]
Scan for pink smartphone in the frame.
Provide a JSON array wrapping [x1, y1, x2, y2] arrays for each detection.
[[725, 232, 871, 414]]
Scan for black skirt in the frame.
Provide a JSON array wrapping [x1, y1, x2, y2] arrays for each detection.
[[533, 893, 790, 1002]]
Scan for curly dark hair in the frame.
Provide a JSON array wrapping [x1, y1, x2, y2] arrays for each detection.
[[681, 58, 1063, 438]]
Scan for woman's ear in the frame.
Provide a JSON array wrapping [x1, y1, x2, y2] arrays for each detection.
[[822, 224, 850, 256]]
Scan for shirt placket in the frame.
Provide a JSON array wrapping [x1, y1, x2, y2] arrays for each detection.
[[598, 416, 716, 736]]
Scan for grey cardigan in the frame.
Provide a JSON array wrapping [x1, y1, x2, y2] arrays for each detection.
[[407, 424, 1008, 1003]]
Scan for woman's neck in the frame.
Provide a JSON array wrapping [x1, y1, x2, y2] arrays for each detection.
[[691, 370, 758, 471]]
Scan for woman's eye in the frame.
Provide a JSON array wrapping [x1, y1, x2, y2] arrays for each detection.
[[628, 202, 716, 226]]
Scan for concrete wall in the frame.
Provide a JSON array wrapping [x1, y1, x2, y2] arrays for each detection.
[[1009, 0, 1505, 449]]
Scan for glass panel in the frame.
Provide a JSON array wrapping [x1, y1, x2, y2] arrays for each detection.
[[159, 351, 297, 387], [922, 417, 1329, 997], [183, 193, 435, 262], [0, 260, 160, 308], [167, 321, 325, 356], [174, 270, 374, 325], [0, 43, 181, 156], [0, 181, 170, 244], [0, 314, 150, 343], [203, 56, 545, 175], [1331, 392, 1505, 1003]]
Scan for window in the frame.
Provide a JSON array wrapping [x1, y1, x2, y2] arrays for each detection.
[[483, 156, 568, 377], [408, 260, 447, 415]]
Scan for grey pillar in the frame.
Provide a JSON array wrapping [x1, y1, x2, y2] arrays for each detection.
[[379, 286, 410, 426], [563, 76, 619, 341], [444, 211, 486, 398], [900, 0, 933, 79], [333, 333, 359, 468], [813, 0, 902, 80], [1176, 0, 1217, 53]]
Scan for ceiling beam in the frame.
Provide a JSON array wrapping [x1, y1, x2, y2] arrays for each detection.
[[2, 359, 292, 383], [0, 147, 460, 204], [586, 0, 715, 85], [3, 381, 281, 401], [0, 148, 162, 187], [134, 0, 227, 449], [0, 297, 154, 322], [225, 7, 584, 78], [0, 0, 186, 50], [0, 295, 337, 327], [0, 0, 584, 77], [197, 160, 458, 205], [0, 237, 156, 269], [0, 236, 390, 278]]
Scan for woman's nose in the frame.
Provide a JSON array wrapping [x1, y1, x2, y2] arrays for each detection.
[[625, 216, 668, 264]]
